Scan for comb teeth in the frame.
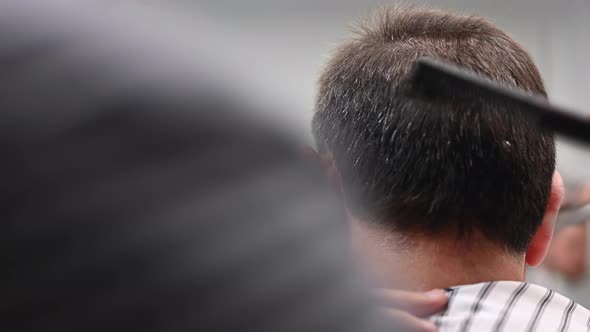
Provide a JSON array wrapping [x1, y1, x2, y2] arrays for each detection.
[[411, 57, 590, 144]]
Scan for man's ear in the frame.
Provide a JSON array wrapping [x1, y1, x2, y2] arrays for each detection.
[[301, 145, 342, 193], [526, 171, 565, 267]]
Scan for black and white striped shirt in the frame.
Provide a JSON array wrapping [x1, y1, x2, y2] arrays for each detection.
[[431, 281, 590, 332]]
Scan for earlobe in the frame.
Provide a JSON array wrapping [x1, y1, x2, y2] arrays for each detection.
[[525, 171, 564, 267], [301, 145, 322, 163], [301, 145, 343, 194]]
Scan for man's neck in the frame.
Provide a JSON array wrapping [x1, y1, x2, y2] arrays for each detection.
[[351, 221, 526, 291]]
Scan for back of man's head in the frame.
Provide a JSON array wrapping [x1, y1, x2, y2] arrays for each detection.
[[312, 6, 555, 253]]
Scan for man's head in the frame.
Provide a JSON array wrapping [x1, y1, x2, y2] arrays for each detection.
[[312, 6, 562, 267]]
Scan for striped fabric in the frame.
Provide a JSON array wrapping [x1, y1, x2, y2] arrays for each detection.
[[432, 281, 590, 332]]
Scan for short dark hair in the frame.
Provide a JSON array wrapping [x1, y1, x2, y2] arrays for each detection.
[[312, 6, 555, 253]]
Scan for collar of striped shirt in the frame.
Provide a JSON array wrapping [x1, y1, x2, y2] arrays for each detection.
[[431, 281, 590, 332]]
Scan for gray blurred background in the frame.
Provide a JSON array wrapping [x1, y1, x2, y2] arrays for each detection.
[[187, 0, 590, 177]]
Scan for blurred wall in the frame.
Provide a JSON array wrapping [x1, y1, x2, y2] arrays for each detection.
[[191, 0, 590, 176]]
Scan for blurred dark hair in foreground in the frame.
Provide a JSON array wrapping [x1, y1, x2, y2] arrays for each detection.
[[0, 1, 387, 331]]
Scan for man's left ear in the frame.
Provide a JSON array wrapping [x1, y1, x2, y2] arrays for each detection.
[[301, 145, 342, 194], [525, 171, 565, 267]]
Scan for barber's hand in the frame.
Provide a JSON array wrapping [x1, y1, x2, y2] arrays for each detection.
[[545, 223, 587, 280], [376, 289, 447, 332]]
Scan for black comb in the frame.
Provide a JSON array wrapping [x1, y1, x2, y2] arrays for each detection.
[[412, 57, 590, 144]]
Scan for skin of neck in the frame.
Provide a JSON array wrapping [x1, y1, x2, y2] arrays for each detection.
[[350, 218, 526, 291]]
